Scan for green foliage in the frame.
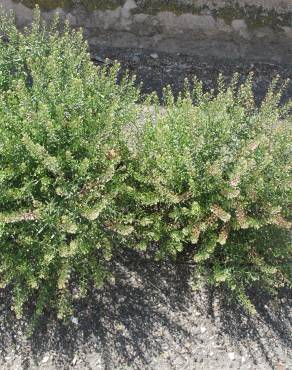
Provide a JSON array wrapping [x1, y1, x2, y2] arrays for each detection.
[[128, 75, 292, 311], [0, 7, 291, 319], [0, 8, 140, 319]]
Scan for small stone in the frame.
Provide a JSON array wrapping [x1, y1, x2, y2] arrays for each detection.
[[70, 316, 79, 325], [228, 352, 235, 361], [200, 326, 207, 334], [94, 55, 105, 63], [162, 343, 169, 351], [241, 356, 246, 363], [72, 355, 78, 366], [132, 55, 140, 64], [150, 53, 159, 59], [41, 355, 50, 364]]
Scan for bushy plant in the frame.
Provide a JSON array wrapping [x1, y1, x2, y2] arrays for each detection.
[[0, 7, 291, 320], [0, 8, 140, 319], [128, 76, 292, 311]]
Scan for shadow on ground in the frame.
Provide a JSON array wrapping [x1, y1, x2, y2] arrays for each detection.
[[92, 47, 292, 106], [0, 250, 291, 369]]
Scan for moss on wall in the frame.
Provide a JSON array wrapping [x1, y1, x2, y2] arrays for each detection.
[[12, 1, 123, 11], [133, 1, 292, 29], [215, 4, 291, 30], [12, 0, 292, 29]]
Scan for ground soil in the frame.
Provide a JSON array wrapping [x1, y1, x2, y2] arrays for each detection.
[[91, 47, 292, 105], [1, 250, 291, 370]]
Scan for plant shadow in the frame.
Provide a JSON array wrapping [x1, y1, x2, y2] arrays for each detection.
[[0, 250, 291, 369]]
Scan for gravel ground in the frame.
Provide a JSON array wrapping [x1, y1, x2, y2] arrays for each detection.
[[0, 49, 291, 370], [91, 47, 292, 104], [0, 250, 291, 370]]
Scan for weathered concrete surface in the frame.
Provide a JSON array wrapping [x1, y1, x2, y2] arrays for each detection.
[[1, 0, 292, 63]]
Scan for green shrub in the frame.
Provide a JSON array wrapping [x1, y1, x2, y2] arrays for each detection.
[[128, 77, 292, 311], [0, 8, 140, 319], [0, 7, 291, 320]]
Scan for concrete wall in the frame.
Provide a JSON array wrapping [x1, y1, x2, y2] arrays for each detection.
[[2, 0, 292, 63]]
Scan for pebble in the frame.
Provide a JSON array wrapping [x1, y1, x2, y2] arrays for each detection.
[[93, 55, 104, 63], [132, 55, 141, 64], [200, 326, 207, 334], [150, 53, 159, 59], [70, 316, 79, 325], [228, 352, 236, 361], [72, 355, 78, 366], [162, 343, 169, 351], [41, 355, 50, 364]]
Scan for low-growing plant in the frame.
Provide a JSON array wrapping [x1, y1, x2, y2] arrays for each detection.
[[127, 76, 292, 311], [0, 6, 291, 320], [0, 8, 140, 319]]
